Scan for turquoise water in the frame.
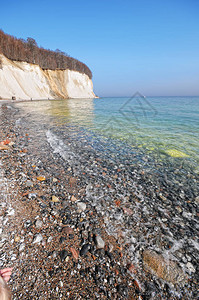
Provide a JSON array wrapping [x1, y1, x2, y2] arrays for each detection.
[[94, 96, 199, 164], [16, 96, 199, 171]]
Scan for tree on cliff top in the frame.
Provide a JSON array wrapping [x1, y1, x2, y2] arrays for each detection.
[[0, 29, 92, 79]]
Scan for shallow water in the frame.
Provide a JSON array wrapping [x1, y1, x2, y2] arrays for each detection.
[[15, 96, 199, 167], [11, 97, 199, 298]]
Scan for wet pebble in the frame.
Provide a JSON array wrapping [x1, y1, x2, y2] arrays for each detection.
[[19, 243, 25, 252], [33, 233, 43, 244], [195, 196, 199, 204], [47, 236, 53, 243], [80, 243, 90, 256], [26, 180, 33, 187], [52, 195, 59, 202], [59, 249, 68, 261], [77, 202, 87, 212], [35, 219, 43, 228], [186, 262, 196, 273], [94, 235, 105, 249], [117, 284, 129, 298]]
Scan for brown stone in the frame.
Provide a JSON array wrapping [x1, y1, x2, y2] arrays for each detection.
[[69, 177, 76, 187], [132, 279, 142, 291], [70, 247, 79, 260], [51, 195, 59, 202], [143, 250, 187, 285], [127, 263, 137, 275], [62, 226, 74, 235], [71, 195, 77, 202], [0, 145, 9, 150], [37, 176, 46, 181], [114, 200, 121, 207], [122, 207, 133, 215]]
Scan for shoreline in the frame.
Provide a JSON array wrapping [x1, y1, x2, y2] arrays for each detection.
[[0, 103, 198, 299], [0, 96, 99, 104], [0, 103, 140, 299]]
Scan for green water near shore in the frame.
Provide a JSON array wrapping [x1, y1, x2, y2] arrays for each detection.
[[15, 96, 199, 172]]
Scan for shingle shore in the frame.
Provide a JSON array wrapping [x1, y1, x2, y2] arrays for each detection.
[[0, 102, 198, 300], [0, 103, 140, 299]]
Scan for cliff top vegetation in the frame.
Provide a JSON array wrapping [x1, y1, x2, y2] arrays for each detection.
[[0, 29, 92, 79]]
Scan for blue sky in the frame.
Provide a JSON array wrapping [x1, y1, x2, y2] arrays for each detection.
[[1, 0, 199, 96]]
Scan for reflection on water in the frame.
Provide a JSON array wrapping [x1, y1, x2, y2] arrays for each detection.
[[49, 98, 94, 126], [16, 98, 95, 126]]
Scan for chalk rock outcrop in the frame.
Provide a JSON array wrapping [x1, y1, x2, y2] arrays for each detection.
[[0, 54, 95, 100]]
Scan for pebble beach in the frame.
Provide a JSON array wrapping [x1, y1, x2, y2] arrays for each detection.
[[0, 100, 198, 299]]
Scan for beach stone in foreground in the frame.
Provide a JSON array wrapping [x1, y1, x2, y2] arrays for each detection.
[[143, 249, 187, 285]]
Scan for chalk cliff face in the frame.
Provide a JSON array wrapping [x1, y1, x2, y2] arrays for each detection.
[[0, 54, 95, 100]]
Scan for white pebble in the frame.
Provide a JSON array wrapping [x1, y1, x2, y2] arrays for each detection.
[[77, 202, 87, 212], [186, 262, 195, 273], [19, 244, 25, 252], [35, 219, 43, 228], [7, 207, 15, 216], [47, 236, 53, 243], [95, 235, 105, 249], [33, 234, 43, 244]]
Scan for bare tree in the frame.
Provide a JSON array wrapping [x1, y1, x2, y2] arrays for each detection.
[[0, 29, 92, 79]]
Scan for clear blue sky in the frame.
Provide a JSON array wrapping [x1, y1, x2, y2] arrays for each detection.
[[1, 0, 199, 96]]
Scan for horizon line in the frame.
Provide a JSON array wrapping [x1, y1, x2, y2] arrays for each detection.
[[98, 95, 199, 98]]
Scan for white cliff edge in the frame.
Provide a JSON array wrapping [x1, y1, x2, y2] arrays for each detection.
[[0, 54, 96, 100]]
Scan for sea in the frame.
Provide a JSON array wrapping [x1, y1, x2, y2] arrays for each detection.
[[15, 95, 199, 169], [10, 96, 199, 298]]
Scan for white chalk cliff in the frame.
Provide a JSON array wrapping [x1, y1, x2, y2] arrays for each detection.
[[0, 54, 96, 100]]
